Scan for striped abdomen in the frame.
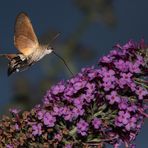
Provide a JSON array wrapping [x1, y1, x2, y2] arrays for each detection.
[[8, 55, 32, 76]]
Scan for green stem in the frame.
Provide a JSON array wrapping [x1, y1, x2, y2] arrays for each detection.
[[134, 80, 148, 89], [134, 78, 148, 84]]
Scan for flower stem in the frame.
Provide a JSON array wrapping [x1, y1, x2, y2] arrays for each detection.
[[134, 80, 148, 89]]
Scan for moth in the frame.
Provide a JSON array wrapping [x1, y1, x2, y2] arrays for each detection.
[[1, 12, 73, 76]]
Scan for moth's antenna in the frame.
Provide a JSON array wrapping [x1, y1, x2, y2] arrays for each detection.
[[47, 33, 60, 48], [52, 50, 74, 76]]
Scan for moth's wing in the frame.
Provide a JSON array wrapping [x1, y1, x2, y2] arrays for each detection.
[[0, 54, 17, 60], [14, 12, 39, 56]]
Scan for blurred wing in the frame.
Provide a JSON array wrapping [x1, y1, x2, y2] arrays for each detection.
[[0, 54, 17, 60], [14, 12, 39, 56]]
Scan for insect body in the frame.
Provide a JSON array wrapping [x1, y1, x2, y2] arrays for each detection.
[[1, 12, 73, 76], [8, 45, 52, 75]]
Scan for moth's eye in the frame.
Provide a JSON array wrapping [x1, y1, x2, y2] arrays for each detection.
[[48, 47, 53, 50]]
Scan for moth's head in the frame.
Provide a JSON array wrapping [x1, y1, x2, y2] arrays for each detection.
[[44, 33, 60, 54], [40, 44, 52, 54], [45, 45, 53, 54]]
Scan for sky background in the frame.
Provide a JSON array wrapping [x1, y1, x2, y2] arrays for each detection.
[[0, 0, 147, 147]]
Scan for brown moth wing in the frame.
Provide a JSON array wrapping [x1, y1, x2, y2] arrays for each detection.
[[0, 54, 17, 60], [14, 12, 39, 56]]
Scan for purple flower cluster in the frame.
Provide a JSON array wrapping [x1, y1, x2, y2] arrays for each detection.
[[77, 119, 89, 136], [0, 40, 148, 147], [92, 117, 102, 129], [32, 123, 42, 136]]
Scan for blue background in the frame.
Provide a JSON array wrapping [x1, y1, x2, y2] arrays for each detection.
[[0, 0, 147, 147]]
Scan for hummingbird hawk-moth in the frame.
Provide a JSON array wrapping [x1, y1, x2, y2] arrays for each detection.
[[1, 12, 73, 76]]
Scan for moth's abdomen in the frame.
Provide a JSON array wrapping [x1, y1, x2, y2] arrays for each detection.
[[8, 56, 31, 76]]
